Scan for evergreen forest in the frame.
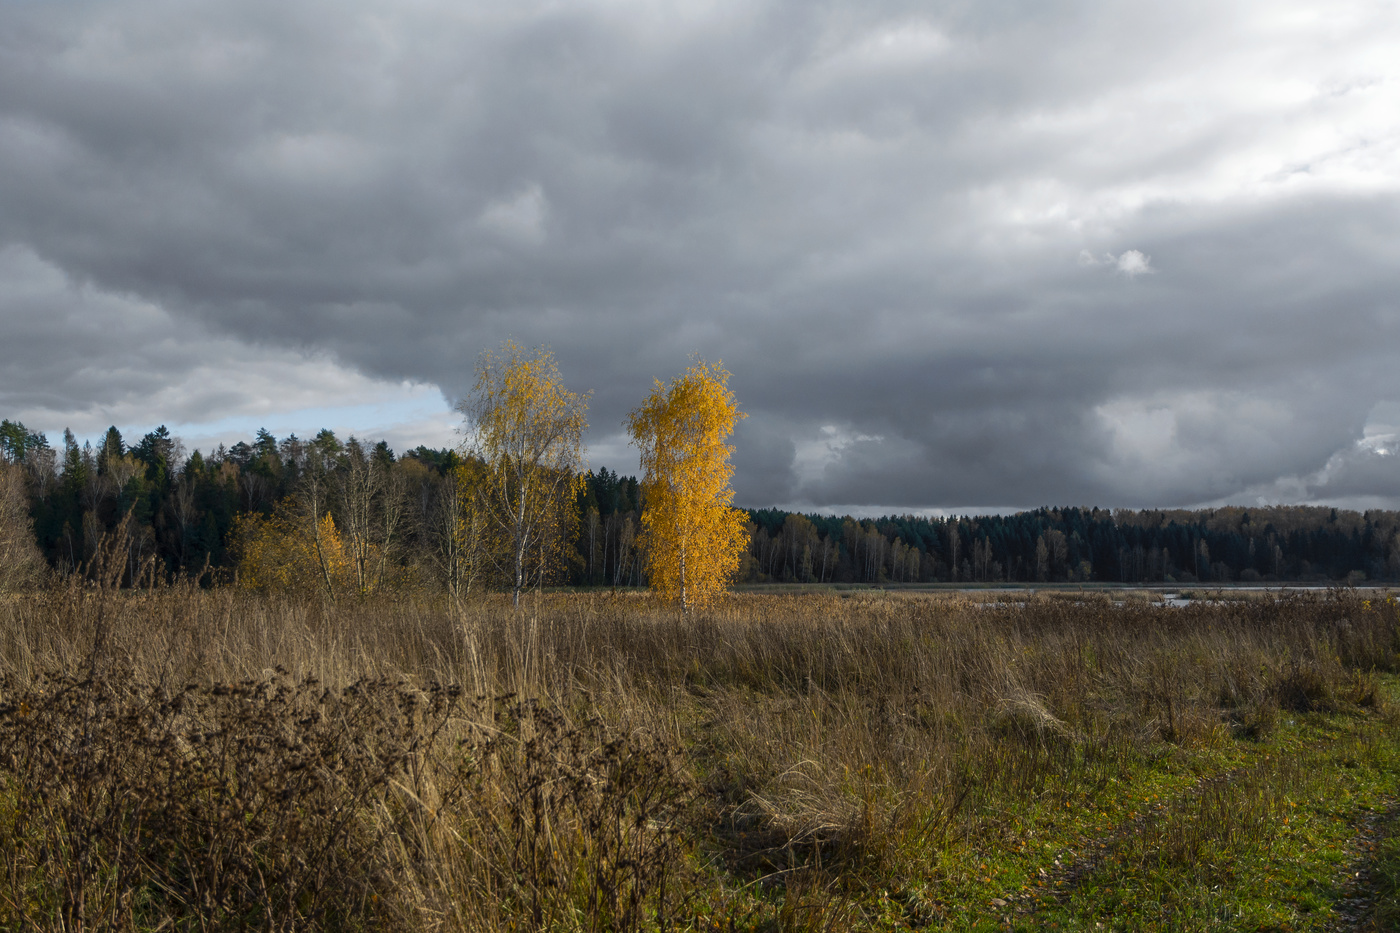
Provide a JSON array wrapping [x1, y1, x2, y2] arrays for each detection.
[[3, 418, 1398, 589]]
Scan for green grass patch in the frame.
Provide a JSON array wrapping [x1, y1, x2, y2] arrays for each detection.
[[698, 683, 1400, 931]]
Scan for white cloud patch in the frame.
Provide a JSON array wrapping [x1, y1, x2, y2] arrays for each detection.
[[791, 424, 884, 489], [478, 184, 550, 245], [1078, 248, 1155, 275], [1115, 249, 1155, 276]]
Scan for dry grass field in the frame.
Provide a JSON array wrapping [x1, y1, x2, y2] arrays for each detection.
[[1, 579, 1398, 931]]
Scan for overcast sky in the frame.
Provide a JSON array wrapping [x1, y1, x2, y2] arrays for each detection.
[[2, 0, 1399, 513]]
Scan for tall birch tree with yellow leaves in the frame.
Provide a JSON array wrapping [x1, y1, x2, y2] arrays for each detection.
[[627, 359, 747, 612], [459, 342, 588, 606]]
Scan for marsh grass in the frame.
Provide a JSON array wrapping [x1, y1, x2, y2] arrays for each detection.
[[0, 580, 1398, 930]]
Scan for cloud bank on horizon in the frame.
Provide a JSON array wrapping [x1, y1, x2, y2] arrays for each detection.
[[1, 0, 1398, 513]]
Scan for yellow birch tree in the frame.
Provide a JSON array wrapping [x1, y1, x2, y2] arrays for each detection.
[[434, 458, 489, 606], [459, 342, 588, 606], [627, 359, 747, 611]]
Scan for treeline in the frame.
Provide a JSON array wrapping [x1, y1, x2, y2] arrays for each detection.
[[3, 418, 1400, 589], [2, 421, 447, 584], [745, 505, 1400, 585], [0, 419, 640, 592]]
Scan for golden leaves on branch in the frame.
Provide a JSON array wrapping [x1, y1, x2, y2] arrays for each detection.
[[232, 500, 355, 596], [627, 359, 747, 612], [458, 342, 589, 606]]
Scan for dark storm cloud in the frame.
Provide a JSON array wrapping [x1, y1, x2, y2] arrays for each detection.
[[2, 0, 1398, 509]]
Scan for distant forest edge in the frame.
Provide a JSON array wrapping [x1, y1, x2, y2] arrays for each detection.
[[3, 420, 1398, 588]]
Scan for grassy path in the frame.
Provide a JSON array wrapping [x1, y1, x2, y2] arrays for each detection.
[[707, 681, 1400, 931], [1330, 796, 1400, 932], [920, 690, 1400, 930]]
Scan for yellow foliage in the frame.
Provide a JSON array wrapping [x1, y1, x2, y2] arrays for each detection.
[[233, 500, 354, 596], [627, 359, 747, 611], [459, 342, 588, 604], [436, 458, 491, 601]]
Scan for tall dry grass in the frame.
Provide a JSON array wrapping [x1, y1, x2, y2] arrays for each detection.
[[0, 581, 1396, 930]]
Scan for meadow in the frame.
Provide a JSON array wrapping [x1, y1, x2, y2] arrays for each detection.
[[0, 577, 1397, 931]]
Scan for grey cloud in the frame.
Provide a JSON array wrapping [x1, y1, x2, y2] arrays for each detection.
[[1307, 442, 1400, 503], [2, 0, 1398, 510], [749, 196, 1400, 509], [731, 412, 799, 507], [0, 245, 443, 443]]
